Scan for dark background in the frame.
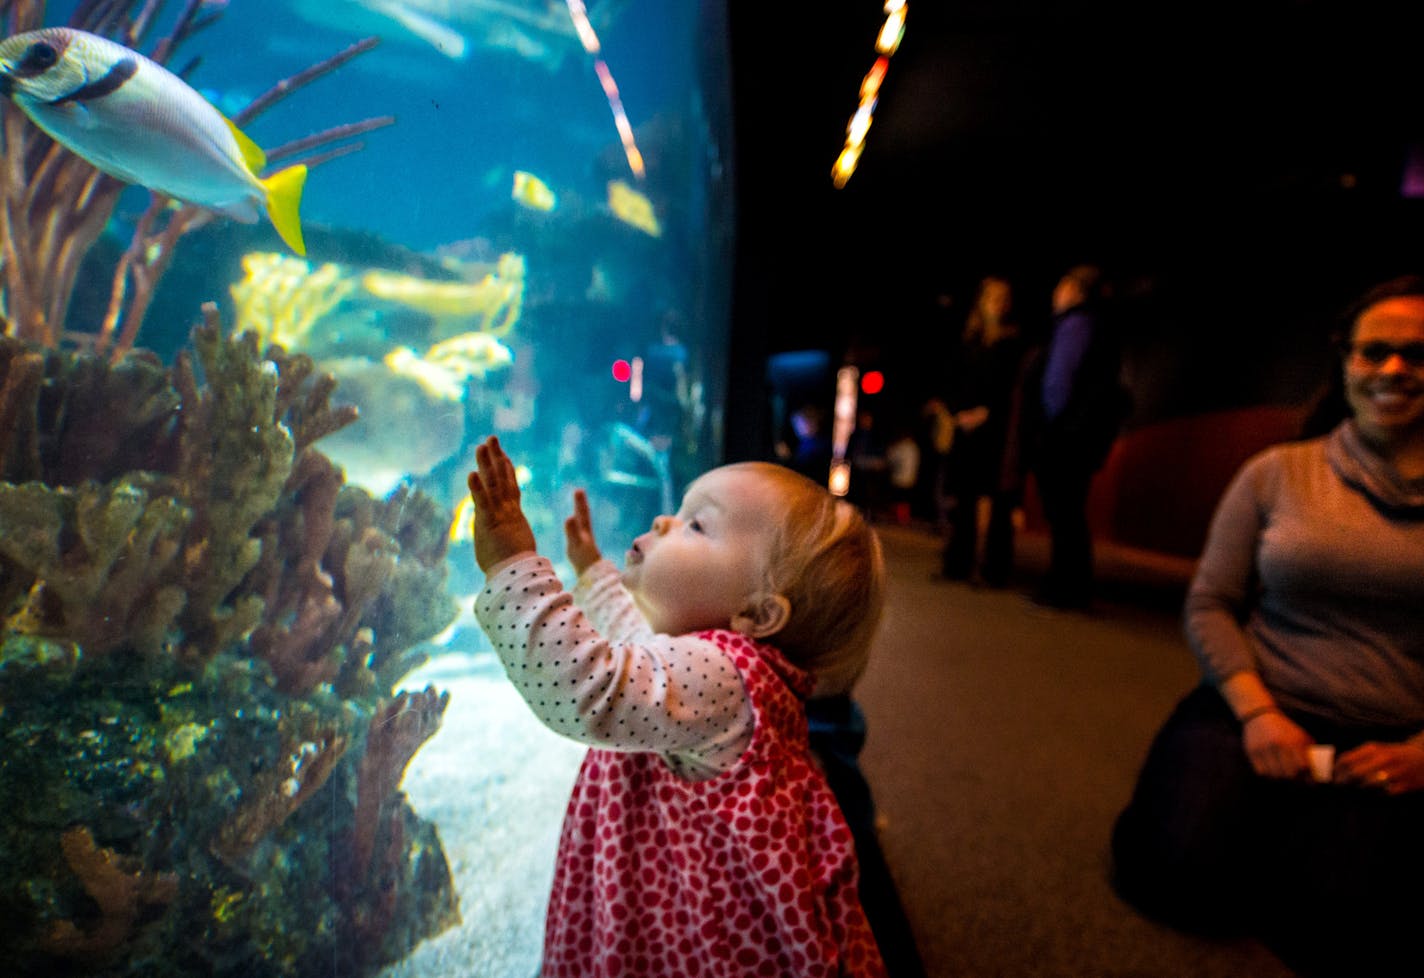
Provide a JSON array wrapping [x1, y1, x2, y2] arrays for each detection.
[[722, 1, 1424, 458]]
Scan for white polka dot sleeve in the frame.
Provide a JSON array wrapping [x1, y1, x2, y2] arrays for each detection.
[[570, 559, 652, 643], [475, 554, 753, 776]]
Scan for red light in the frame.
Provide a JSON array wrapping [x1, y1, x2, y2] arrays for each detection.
[[612, 359, 632, 382], [861, 370, 884, 395]]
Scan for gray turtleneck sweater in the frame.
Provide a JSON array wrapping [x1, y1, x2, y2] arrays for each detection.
[[1186, 421, 1424, 731]]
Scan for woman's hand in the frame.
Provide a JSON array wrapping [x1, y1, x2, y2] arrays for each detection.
[[1242, 710, 1314, 780], [564, 488, 602, 575], [1334, 741, 1424, 795], [467, 435, 537, 573]]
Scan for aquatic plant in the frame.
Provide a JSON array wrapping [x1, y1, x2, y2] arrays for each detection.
[[0, 0, 394, 360], [0, 305, 461, 977]]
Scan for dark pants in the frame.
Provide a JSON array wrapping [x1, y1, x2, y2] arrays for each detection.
[[941, 489, 1017, 584], [1032, 444, 1097, 605], [807, 696, 927, 978], [1111, 685, 1424, 976]]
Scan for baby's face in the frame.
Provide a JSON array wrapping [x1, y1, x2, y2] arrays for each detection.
[[621, 467, 779, 635]]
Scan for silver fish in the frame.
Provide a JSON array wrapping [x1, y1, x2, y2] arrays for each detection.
[[0, 27, 306, 255]]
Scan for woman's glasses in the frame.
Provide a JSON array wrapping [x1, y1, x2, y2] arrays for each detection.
[[1346, 341, 1424, 369]]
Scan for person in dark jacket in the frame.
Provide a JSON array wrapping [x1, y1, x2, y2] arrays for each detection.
[[939, 275, 1030, 585], [1027, 264, 1128, 610]]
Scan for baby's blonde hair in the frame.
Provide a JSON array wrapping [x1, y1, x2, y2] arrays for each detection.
[[723, 461, 886, 697]]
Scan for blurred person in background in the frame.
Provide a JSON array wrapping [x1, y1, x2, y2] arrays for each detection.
[[884, 419, 922, 526], [847, 407, 890, 519], [1026, 263, 1128, 610], [938, 274, 1030, 585], [1111, 273, 1424, 975]]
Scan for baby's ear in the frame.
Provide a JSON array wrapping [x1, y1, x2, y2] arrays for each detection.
[[731, 594, 791, 639]]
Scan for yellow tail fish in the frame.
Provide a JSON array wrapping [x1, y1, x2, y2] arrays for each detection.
[[511, 169, 556, 211], [0, 27, 307, 255]]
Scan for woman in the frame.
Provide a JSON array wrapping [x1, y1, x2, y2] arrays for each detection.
[[1110, 274, 1424, 975], [939, 275, 1029, 584]]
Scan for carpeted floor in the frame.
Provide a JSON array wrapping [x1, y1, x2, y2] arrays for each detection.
[[856, 523, 1298, 978]]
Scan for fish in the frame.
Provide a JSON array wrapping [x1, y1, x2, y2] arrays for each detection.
[[606, 179, 661, 237], [0, 27, 307, 255], [511, 169, 556, 211]]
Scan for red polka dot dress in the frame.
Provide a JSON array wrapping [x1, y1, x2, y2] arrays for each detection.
[[476, 556, 887, 978]]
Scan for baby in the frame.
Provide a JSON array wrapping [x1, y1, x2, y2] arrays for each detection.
[[468, 434, 888, 977]]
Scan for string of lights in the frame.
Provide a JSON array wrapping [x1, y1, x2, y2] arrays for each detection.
[[565, 0, 647, 179], [831, 0, 907, 189]]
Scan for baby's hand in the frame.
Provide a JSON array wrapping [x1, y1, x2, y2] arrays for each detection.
[[564, 488, 602, 575], [467, 435, 538, 573]]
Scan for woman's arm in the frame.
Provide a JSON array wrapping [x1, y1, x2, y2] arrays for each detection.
[[1186, 452, 1314, 778], [1184, 456, 1271, 688]]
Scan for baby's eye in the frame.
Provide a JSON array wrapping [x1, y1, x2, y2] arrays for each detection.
[[687, 518, 705, 533]]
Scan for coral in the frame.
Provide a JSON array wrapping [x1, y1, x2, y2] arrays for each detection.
[[0, 0, 391, 360], [210, 714, 350, 867], [424, 329, 516, 378], [340, 687, 455, 958], [360, 250, 526, 337], [42, 827, 179, 960], [229, 252, 360, 351], [0, 476, 189, 656], [0, 310, 460, 977], [380, 331, 513, 401]]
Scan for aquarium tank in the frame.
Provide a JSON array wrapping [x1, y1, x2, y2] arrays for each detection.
[[0, 0, 734, 975]]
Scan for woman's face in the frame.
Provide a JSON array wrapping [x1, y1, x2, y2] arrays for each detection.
[[1344, 295, 1424, 444], [979, 279, 1011, 318]]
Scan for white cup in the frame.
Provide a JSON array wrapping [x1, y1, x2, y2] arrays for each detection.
[[1307, 744, 1335, 784]]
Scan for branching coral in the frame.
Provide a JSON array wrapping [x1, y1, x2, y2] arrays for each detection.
[[0, 307, 459, 975], [229, 252, 360, 352], [0, 0, 392, 360], [338, 686, 455, 968], [42, 826, 179, 959], [361, 251, 526, 338], [210, 713, 350, 868], [0, 476, 189, 655]]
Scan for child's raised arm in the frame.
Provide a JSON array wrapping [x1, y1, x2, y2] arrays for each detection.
[[563, 488, 603, 575], [467, 435, 538, 573]]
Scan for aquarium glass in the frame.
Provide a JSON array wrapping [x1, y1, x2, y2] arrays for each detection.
[[0, 1, 734, 975]]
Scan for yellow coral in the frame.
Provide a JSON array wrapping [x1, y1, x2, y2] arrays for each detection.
[[164, 722, 208, 762], [382, 347, 466, 402], [425, 330, 514, 377], [361, 252, 525, 337], [381, 330, 513, 403], [229, 252, 358, 351]]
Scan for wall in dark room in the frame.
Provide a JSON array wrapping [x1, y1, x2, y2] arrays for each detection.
[[723, 1, 1424, 460]]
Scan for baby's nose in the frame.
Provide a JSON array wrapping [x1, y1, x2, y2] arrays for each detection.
[[652, 514, 674, 534]]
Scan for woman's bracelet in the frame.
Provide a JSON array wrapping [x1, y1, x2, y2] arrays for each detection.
[[1237, 704, 1283, 725]]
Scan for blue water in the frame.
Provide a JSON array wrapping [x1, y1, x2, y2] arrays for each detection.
[[36, 0, 730, 560], [48, 0, 703, 248]]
